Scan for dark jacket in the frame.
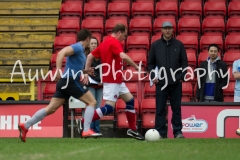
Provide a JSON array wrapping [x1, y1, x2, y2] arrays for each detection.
[[88, 58, 102, 87], [148, 35, 188, 85], [196, 59, 228, 102]]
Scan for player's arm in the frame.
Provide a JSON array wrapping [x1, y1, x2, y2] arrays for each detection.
[[120, 52, 139, 70], [55, 46, 74, 81]]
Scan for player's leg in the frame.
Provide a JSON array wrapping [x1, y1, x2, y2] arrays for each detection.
[[80, 83, 118, 126], [18, 98, 66, 142], [119, 83, 145, 140]]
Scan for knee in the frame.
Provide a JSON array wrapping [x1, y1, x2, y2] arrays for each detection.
[[125, 98, 134, 110], [45, 107, 57, 115], [88, 99, 97, 107]]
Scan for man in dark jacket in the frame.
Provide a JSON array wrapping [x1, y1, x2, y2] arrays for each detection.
[[148, 22, 188, 139], [196, 44, 228, 102]]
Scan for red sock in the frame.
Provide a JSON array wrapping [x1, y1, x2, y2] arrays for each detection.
[[82, 110, 100, 124], [125, 111, 137, 130]]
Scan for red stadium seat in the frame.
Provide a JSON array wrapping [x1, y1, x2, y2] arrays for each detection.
[[57, 19, 80, 38], [84, 3, 106, 20], [156, 2, 178, 20], [126, 36, 149, 56], [115, 99, 139, 128], [153, 18, 176, 36], [143, 82, 156, 98], [111, 0, 131, 2], [132, 2, 154, 20], [178, 18, 200, 38], [200, 35, 223, 53], [182, 96, 191, 102], [228, 2, 240, 18], [53, 36, 76, 52], [43, 83, 56, 100], [108, 2, 130, 21], [202, 18, 225, 37], [151, 35, 160, 44], [51, 53, 67, 69], [206, 0, 226, 3], [105, 19, 128, 35], [81, 19, 104, 40], [176, 35, 198, 54], [223, 52, 240, 66], [129, 19, 152, 38], [187, 52, 197, 70], [204, 2, 226, 19], [140, 98, 155, 128], [225, 35, 240, 53], [224, 96, 234, 102], [223, 81, 235, 96], [198, 51, 221, 66], [183, 0, 202, 4], [227, 18, 240, 35], [159, 0, 178, 2], [126, 52, 147, 67], [60, 2, 82, 21], [180, 2, 202, 19], [182, 82, 193, 96]]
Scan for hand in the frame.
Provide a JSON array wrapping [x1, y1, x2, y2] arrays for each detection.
[[98, 83, 103, 86], [180, 80, 183, 82], [195, 99, 199, 102], [81, 74, 89, 85], [54, 69, 61, 81], [152, 78, 159, 84], [83, 67, 95, 76]]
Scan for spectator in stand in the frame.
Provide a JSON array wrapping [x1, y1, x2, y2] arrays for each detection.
[[196, 44, 228, 102]]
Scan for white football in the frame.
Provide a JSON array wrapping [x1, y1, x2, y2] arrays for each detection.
[[236, 128, 240, 136], [145, 129, 160, 142]]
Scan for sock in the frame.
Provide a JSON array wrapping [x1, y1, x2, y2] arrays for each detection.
[[24, 108, 47, 130], [83, 106, 94, 132], [82, 104, 114, 124], [126, 111, 136, 130], [125, 98, 137, 130]]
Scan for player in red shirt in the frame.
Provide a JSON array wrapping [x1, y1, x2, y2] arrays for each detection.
[[80, 24, 145, 140]]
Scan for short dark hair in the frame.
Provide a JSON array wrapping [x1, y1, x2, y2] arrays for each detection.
[[77, 29, 92, 41], [208, 44, 219, 52], [112, 24, 127, 33]]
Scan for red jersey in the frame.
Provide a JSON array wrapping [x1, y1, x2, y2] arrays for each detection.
[[92, 36, 123, 83]]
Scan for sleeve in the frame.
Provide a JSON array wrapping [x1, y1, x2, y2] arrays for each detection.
[[148, 42, 156, 80], [180, 42, 188, 81], [91, 46, 101, 58], [233, 60, 238, 73], [111, 41, 123, 55], [70, 43, 82, 55]]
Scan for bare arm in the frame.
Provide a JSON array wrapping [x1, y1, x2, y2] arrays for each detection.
[[85, 53, 95, 70], [55, 46, 74, 81], [233, 72, 240, 80], [120, 52, 139, 70]]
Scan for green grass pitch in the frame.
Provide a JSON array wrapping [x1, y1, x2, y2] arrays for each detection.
[[0, 138, 240, 160]]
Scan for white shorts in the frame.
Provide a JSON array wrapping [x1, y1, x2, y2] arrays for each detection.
[[103, 82, 130, 102], [234, 96, 240, 102]]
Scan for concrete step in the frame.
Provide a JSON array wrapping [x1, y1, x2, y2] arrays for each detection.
[[0, 49, 52, 65], [0, 16, 58, 31], [0, 1, 61, 15], [0, 32, 55, 48], [0, 65, 49, 79]]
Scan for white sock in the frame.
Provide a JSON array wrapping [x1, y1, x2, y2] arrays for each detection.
[[83, 106, 94, 132], [24, 108, 47, 130]]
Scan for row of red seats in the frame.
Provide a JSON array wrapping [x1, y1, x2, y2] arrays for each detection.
[[57, 17, 240, 40], [60, 1, 240, 22], [53, 34, 240, 56]]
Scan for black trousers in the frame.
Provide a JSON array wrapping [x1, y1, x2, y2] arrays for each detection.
[[155, 82, 183, 137]]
